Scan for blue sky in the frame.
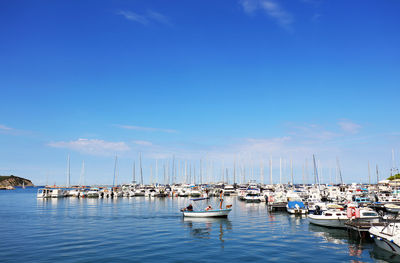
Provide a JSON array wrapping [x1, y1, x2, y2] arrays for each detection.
[[1, 0, 399, 185]]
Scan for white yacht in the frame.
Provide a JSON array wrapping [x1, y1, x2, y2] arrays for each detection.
[[37, 188, 52, 198], [87, 188, 100, 198], [50, 188, 65, 198], [223, 185, 236, 196], [244, 191, 262, 203]]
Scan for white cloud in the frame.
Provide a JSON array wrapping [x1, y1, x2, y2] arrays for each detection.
[[0, 124, 27, 135], [117, 10, 171, 26], [338, 120, 362, 134], [48, 138, 130, 156], [239, 0, 293, 30], [117, 124, 177, 133], [133, 140, 153, 146], [117, 10, 149, 25], [147, 10, 172, 26], [288, 123, 340, 141], [0, 124, 12, 131], [260, 0, 293, 29], [240, 0, 259, 14]]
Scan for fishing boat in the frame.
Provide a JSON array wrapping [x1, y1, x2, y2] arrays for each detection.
[[181, 198, 232, 218], [369, 222, 400, 255], [183, 208, 232, 218]]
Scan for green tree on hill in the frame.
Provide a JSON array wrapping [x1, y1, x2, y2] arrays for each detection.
[[388, 174, 400, 180]]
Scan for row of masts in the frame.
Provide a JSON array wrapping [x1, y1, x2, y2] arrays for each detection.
[[60, 152, 398, 187]]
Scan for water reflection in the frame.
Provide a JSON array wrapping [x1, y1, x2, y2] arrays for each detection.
[[370, 245, 400, 263], [308, 223, 379, 261], [309, 224, 350, 245], [182, 217, 232, 246]]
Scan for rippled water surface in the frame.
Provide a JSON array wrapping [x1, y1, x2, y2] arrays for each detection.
[[1, 187, 399, 262]]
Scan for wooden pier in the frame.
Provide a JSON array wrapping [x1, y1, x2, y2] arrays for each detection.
[[345, 220, 400, 239], [267, 203, 287, 212], [344, 221, 384, 239]]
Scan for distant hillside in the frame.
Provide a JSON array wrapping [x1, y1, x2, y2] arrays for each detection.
[[0, 175, 34, 187]]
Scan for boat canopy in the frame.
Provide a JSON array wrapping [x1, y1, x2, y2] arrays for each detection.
[[287, 201, 306, 209]]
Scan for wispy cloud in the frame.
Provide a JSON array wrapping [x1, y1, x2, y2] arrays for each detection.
[[260, 0, 293, 30], [48, 138, 130, 156], [117, 124, 177, 133], [338, 120, 362, 134], [133, 140, 153, 146], [0, 124, 13, 131], [239, 0, 293, 30], [287, 123, 341, 141], [147, 10, 172, 26], [117, 10, 149, 25], [0, 124, 28, 136], [117, 10, 171, 26]]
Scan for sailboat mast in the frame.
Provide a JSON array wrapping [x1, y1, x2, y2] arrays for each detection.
[[67, 154, 70, 187], [140, 153, 143, 185], [290, 159, 293, 185], [270, 157, 273, 185], [79, 160, 85, 187], [279, 157, 282, 184], [233, 158, 236, 185], [155, 160, 158, 185], [368, 161, 371, 185], [113, 155, 118, 187], [260, 161, 264, 185], [336, 157, 343, 185], [132, 161, 136, 184]]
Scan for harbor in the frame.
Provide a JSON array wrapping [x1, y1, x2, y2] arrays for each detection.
[[2, 0, 400, 262], [3, 186, 400, 262], [35, 180, 400, 244]]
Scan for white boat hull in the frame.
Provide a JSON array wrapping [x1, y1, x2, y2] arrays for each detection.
[[308, 216, 347, 228], [373, 237, 400, 255], [183, 209, 232, 218], [287, 208, 308, 214], [370, 227, 400, 255]]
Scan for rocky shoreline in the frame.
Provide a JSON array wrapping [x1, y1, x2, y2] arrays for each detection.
[[0, 175, 34, 189]]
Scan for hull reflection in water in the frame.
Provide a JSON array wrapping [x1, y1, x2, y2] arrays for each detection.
[[370, 245, 400, 262], [182, 217, 232, 244]]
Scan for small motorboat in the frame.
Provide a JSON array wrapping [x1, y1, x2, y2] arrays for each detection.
[[385, 203, 400, 213], [346, 207, 381, 223], [308, 209, 348, 228], [181, 197, 232, 218], [182, 209, 232, 218], [286, 201, 308, 214], [369, 222, 400, 255]]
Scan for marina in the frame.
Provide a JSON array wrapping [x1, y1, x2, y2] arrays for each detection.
[[1, 1, 399, 262], [3, 181, 400, 262]]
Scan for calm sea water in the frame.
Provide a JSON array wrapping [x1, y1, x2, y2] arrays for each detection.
[[1, 187, 399, 263]]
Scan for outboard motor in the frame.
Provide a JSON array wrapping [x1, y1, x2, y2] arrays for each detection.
[[315, 205, 321, 215]]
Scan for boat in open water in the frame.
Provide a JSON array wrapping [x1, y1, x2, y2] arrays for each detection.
[[182, 209, 232, 218], [181, 197, 232, 218]]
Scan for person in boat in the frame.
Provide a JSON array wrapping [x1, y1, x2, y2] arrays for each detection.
[[185, 204, 193, 211], [219, 190, 224, 209], [205, 205, 212, 211]]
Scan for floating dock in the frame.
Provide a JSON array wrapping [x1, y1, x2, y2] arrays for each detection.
[[345, 220, 400, 239], [267, 203, 287, 212]]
